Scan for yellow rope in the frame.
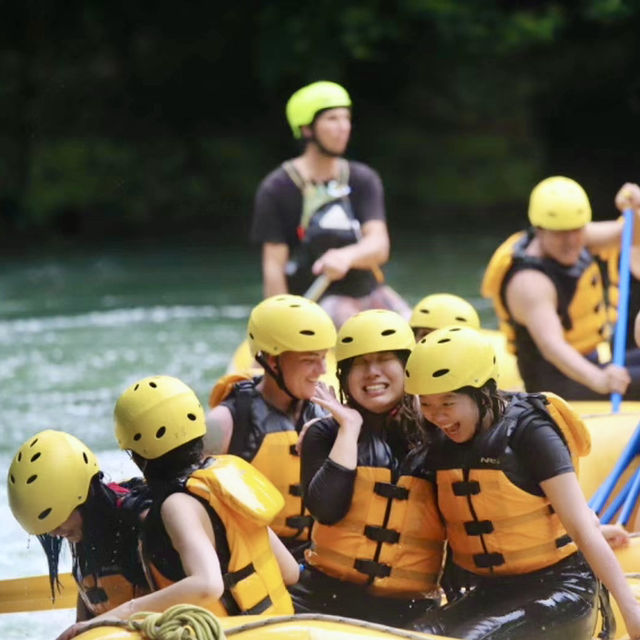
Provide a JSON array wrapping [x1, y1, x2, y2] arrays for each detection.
[[82, 605, 226, 640], [128, 605, 226, 640]]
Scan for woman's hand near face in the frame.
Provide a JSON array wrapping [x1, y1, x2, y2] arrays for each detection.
[[312, 382, 363, 435]]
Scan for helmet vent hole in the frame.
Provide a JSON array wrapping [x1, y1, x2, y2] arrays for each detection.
[[300, 330, 315, 336], [381, 329, 396, 336], [290, 304, 301, 308], [30, 438, 38, 447], [249, 332, 254, 340], [82, 452, 89, 464], [419, 338, 427, 344], [437, 338, 451, 344], [38, 508, 52, 521], [405, 371, 410, 378], [187, 413, 196, 421], [449, 327, 461, 332], [149, 381, 157, 388], [433, 369, 449, 378], [9, 474, 15, 484], [493, 356, 496, 364], [17, 452, 22, 462], [156, 426, 166, 439], [30, 453, 41, 462], [454, 316, 467, 322], [26, 474, 37, 484], [133, 433, 142, 441], [420, 310, 430, 314], [341, 337, 354, 343], [134, 384, 139, 391]]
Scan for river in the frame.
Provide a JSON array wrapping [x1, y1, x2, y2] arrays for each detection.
[[0, 233, 502, 638]]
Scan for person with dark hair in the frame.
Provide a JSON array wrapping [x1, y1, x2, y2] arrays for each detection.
[[250, 80, 409, 327], [7, 430, 149, 622], [292, 310, 445, 627], [404, 325, 640, 640], [204, 294, 336, 559]]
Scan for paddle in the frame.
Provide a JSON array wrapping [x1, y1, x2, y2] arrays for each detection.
[[611, 207, 635, 413], [0, 571, 76, 614]]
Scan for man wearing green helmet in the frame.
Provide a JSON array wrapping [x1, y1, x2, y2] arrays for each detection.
[[482, 176, 640, 399], [250, 80, 409, 327]]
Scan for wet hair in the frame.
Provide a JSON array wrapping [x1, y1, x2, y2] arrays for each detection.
[[337, 349, 426, 448], [39, 472, 147, 601], [135, 437, 204, 496]]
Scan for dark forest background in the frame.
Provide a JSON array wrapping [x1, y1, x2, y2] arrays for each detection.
[[1, 0, 639, 248]]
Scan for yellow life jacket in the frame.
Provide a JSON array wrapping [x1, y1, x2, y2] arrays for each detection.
[[77, 573, 148, 616], [146, 456, 293, 616], [306, 466, 445, 597], [437, 393, 590, 577], [481, 230, 612, 357], [210, 374, 315, 541]]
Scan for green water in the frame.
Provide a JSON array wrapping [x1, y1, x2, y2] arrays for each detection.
[[0, 232, 502, 637]]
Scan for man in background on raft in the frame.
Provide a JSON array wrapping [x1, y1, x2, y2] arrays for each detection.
[[249, 80, 409, 327], [482, 176, 640, 400]]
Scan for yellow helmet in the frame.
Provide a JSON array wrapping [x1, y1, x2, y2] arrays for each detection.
[[404, 326, 498, 395], [286, 81, 352, 139], [248, 294, 336, 357], [528, 176, 592, 230], [335, 309, 414, 363], [410, 293, 480, 331], [114, 375, 206, 459], [8, 430, 99, 535]]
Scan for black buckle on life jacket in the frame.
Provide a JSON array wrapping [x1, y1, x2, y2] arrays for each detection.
[[85, 587, 108, 605], [364, 524, 400, 544], [452, 480, 481, 496], [289, 483, 303, 497], [223, 562, 255, 589], [555, 534, 572, 548], [374, 482, 409, 500], [243, 594, 273, 615], [464, 520, 494, 536], [289, 444, 299, 456], [285, 515, 314, 529], [354, 558, 392, 579], [473, 552, 505, 568]]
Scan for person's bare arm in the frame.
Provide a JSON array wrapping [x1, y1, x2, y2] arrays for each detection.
[[505, 269, 629, 394], [312, 220, 389, 282], [262, 242, 289, 297], [267, 528, 300, 585], [203, 404, 234, 455], [541, 472, 640, 639]]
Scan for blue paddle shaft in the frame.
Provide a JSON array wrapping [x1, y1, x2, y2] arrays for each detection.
[[611, 208, 635, 413]]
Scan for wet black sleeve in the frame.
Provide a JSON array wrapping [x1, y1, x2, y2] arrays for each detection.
[[301, 418, 357, 525], [349, 162, 386, 224], [510, 420, 574, 484]]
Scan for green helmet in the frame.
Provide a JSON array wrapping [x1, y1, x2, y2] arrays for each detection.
[[335, 309, 414, 363], [528, 176, 592, 231], [114, 375, 206, 459], [286, 81, 352, 139], [404, 326, 498, 395], [410, 293, 480, 331], [248, 294, 336, 357], [8, 430, 99, 535]]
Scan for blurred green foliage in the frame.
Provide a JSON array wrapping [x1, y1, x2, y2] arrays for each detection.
[[0, 1, 639, 244]]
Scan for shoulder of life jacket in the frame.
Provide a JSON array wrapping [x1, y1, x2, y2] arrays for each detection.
[[209, 372, 254, 409], [481, 231, 526, 301], [186, 455, 285, 527]]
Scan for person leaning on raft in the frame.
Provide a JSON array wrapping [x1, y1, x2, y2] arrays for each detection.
[[291, 310, 445, 628], [54, 375, 299, 640], [8, 430, 150, 625], [482, 176, 640, 399], [250, 80, 409, 327], [404, 326, 640, 640], [204, 294, 336, 559]]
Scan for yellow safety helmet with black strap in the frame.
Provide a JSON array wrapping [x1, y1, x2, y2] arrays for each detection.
[[8, 430, 99, 535], [335, 309, 415, 363], [114, 375, 206, 459], [248, 294, 336, 358], [410, 293, 481, 332], [528, 176, 592, 231], [405, 326, 499, 395], [286, 81, 352, 139]]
